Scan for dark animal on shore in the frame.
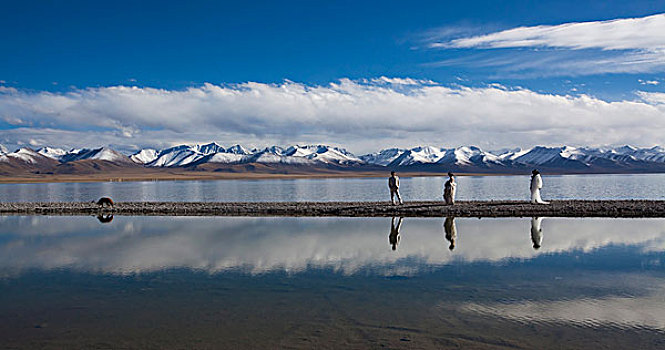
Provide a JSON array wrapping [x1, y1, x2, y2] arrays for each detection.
[[93, 197, 114, 208]]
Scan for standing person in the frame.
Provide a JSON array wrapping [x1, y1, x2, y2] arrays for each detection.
[[443, 172, 457, 205], [388, 171, 403, 205], [530, 169, 550, 204]]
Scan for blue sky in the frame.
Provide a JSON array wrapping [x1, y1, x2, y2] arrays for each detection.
[[1, 0, 665, 152]]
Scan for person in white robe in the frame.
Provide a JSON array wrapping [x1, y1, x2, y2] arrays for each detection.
[[530, 217, 543, 250], [443, 172, 457, 205], [530, 169, 549, 204]]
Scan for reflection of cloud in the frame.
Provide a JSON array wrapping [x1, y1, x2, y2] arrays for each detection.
[[461, 282, 665, 331], [0, 217, 664, 276]]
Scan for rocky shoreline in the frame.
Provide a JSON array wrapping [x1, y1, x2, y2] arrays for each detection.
[[1, 200, 665, 217]]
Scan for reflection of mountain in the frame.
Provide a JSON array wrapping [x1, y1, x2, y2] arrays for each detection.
[[0, 217, 664, 276]]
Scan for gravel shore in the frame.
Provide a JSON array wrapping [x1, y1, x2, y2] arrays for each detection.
[[1, 200, 665, 217]]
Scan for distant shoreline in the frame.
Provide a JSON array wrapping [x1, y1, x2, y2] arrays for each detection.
[[0, 170, 659, 185], [2, 200, 664, 218], [0, 171, 510, 184]]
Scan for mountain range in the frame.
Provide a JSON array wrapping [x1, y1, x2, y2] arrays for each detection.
[[2, 142, 665, 176]]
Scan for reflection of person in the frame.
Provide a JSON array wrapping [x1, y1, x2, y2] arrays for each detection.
[[530, 169, 549, 204], [530, 217, 543, 250], [389, 217, 403, 251], [388, 171, 403, 205], [443, 216, 457, 250], [443, 172, 457, 205], [96, 213, 114, 224]]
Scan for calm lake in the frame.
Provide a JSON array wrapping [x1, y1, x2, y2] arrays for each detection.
[[1, 216, 665, 348], [1, 173, 665, 202]]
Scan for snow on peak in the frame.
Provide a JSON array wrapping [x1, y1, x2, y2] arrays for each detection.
[[93, 148, 127, 162], [9, 142, 665, 170], [196, 142, 226, 155], [37, 147, 68, 160], [226, 144, 253, 155], [130, 149, 158, 164], [359, 148, 406, 166], [207, 153, 246, 164], [8, 148, 44, 164], [386, 146, 448, 166], [613, 145, 638, 154], [282, 145, 362, 165], [60, 147, 129, 163]]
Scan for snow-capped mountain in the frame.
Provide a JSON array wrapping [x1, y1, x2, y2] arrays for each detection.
[[0, 147, 60, 174], [129, 148, 159, 164], [387, 146, 448, 167], [37, 147, 68, 160], [1, 147, 55, 165], [135, 143, 364, 167], [139, 142, 249, 167], [285, 145, 363, 165], [361, 146, 508, 169], [499, 146, 591, 168], [359, 148, 406, 166], [59, 147, 131, 163], [610, 145, 665, 163], [359, 144, 665, 172], [3, 142, 665, 175]]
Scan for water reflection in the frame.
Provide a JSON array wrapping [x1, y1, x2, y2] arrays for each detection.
[[1, 216, 665, 276], [462, 286, 665, 331], [3, 216, 665, 342], [388, 217, 403, 251], [96, 213, 114, 224], [531, 217, 543, 250], [444, 217, 457, 251]]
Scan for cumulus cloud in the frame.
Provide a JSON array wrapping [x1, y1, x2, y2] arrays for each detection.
[[1, 79, 665, 152], [427, 13, 665, 76]]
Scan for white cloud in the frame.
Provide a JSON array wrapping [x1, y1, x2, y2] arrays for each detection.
[[428, 14, 665, 76], [2, 79, 665, 152], [435, 14, 665, 51], [639, 79, 661, 85]]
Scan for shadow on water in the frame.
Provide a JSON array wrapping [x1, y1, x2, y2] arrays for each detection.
[[1, 216, 665, 349]]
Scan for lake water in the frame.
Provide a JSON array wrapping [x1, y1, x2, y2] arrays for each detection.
[[2, 216, 665, 348], [1, 173, 664, 202]]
